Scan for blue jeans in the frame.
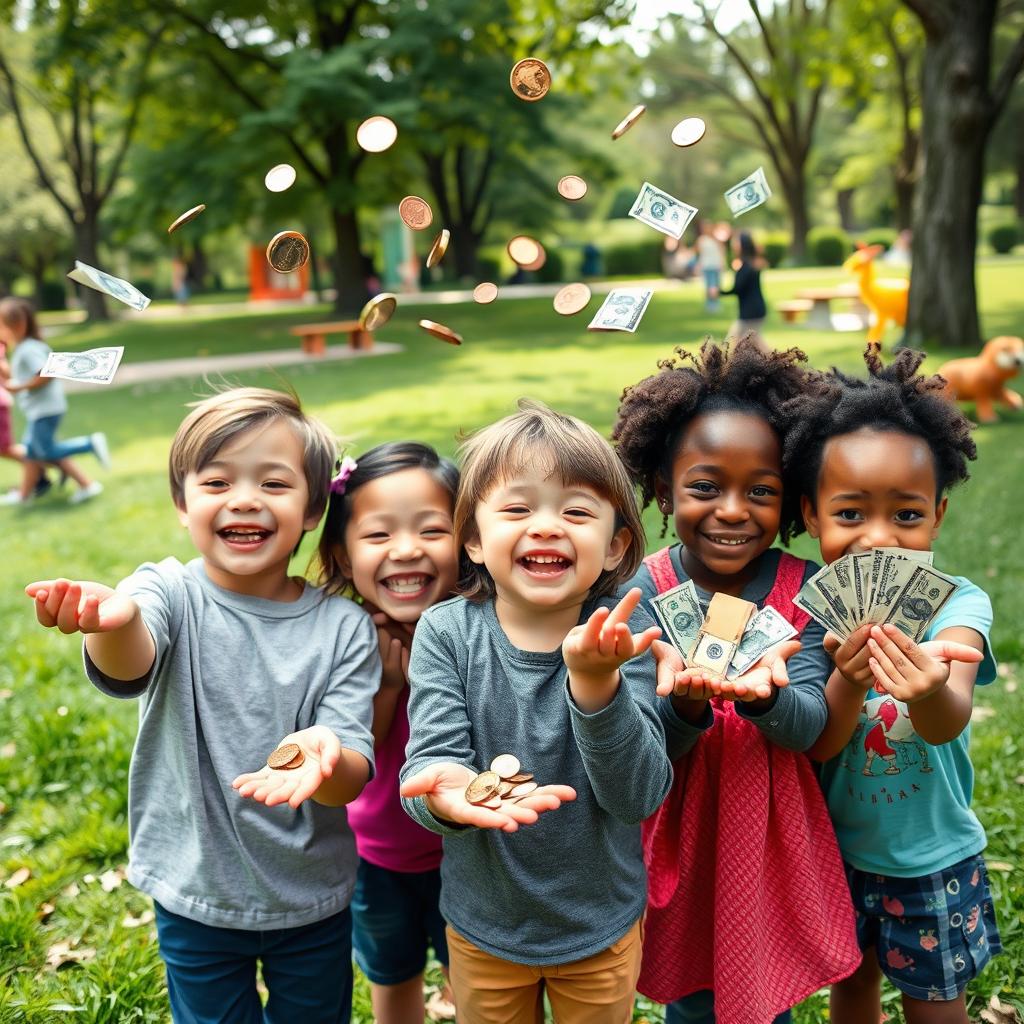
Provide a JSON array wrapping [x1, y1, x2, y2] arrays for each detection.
[[154, 902, 353, 1024], [666, 991, 791, 1024], [702, 268, 721, 309], [23, 414, 93, 462]]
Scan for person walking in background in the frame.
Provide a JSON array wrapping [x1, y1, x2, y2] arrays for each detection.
[[695, 220, 724, 311], [0, 297, 109, 506], [721, 231, 768, 349], [0, 334, 56, 499]]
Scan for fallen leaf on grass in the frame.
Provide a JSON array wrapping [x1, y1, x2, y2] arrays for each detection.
[[0, 742, 16, 758], [38, 901, 55, 920], [425, 989, 457, 1022], [987, 861, 1014, 872], [980, 994, 1020, 1024], [1015, 775, 1024, 786], [46, 940, 96, 969], [4, 866, 30, 889], [81, 873, 95, 884], [122, 909, 154, 928], [98, 867, 125, 892], [62, 882, 80, 898], [1006, 680, 1019, 693], [0, 688, 12, 700]]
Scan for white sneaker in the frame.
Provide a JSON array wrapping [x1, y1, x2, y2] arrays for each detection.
[[0, 489, 31, 506], [91, 432, 111, 470], [69, 481, 103, 504]]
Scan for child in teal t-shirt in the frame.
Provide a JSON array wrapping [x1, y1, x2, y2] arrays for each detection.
[[791, 349, 1002, 1022]]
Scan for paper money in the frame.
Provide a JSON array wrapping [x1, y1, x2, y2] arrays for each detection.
[[724, 166, 772, 218], [651, 580, 703, 660], [628, 182, 698, 240], [66, 261, 151, 312], [795, 583, 850, 640], [809, 564, 857, 635], [40, 347, 125, 385], [587, 287, 653, 333], [884, 565, 958, 642], [727, 605, 798, 679]]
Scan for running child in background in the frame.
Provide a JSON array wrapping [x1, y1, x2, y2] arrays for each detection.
[[313, 442, 460, 1024], [720, 231, 768, 349], [26, 388, 379, 1023], [400, 400, 671, 1024], [612, 337, 860, 1024], [792, 349, 1001, 1023]]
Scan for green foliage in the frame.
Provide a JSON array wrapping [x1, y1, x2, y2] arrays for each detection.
[[534, 248, 565, 284], [988, 222, 1020, 255], [807, 226, 852, 266], [603, 241, 662, 276], [760, 231, 791, 268], [861, 227, 898, 250], [608, 186, 639, 220]]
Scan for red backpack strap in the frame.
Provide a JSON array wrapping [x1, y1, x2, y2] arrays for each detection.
[[766, 552, 812, 633], [642, 547, 681, 595]]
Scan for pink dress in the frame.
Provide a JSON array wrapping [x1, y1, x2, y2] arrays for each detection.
[[639, 548, 860, 1024]]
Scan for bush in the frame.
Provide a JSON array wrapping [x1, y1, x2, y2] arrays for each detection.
[[36, 279, 67, 311], [760, 232, 790, 268], [988, 222, 1020, 255], [861, 227, 897, 251], [807, 226, 851, 266], [534, 247, 565, 283], [608, 186, 638, 220], [603, 241, 663, 276], [476, 255, 501, 281]]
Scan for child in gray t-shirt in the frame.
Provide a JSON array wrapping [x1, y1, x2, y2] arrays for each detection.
[[25, 388, 379, 1023]]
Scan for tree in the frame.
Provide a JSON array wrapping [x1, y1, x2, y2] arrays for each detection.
[[0, 4, 165, 320], [900, 0, 1024, 348]]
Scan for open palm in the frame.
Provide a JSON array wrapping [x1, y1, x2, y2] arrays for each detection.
[[233, 726, 341, 809], [25, 579, 138, 634]]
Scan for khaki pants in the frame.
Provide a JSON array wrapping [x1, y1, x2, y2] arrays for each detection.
[[446, 919, 643, 1024]]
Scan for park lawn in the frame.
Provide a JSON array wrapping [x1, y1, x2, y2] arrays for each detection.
[[1, 265, 1023, 1022]]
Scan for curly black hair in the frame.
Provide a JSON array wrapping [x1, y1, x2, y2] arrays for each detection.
[[612, 335, 810, 542], [784, 347, 976, 508]]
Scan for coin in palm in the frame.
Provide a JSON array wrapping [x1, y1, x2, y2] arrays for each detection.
[[267, 743, 303, 769], [465, 770, 501, 804]]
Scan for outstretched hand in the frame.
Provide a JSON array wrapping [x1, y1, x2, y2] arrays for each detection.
[[233, 726, 342, 809], [563, 588, 662, 678], [400, 762, 576, 834], [25, 579, 137, 634], [866, 624, 983, 704]]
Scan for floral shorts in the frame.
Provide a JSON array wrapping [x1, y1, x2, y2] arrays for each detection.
[[845, 854, 1001, 1001]]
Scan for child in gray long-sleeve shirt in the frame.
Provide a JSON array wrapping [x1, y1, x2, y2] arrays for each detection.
[[400, 399, 672, 1023]]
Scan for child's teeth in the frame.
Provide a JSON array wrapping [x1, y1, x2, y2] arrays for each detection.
[[385, 576, 429, 594]]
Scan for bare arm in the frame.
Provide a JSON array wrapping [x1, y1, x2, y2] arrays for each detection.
[[6, 373, 48, 393], [312, 747, 371, 807], [903, 626, 981, 745]]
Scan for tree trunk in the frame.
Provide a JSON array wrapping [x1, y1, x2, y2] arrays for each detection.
[[72, 213, 109, 322], [1016, 130, 1024, 219], [448, 224, 481, 280], [837, 188, 856, 233], [784, 174, 810, 262], [188, 239, 209, 293], [894, 176, 915, 232], [328, 207, 368, 317]]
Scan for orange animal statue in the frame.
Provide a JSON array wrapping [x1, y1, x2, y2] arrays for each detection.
[[938, 336, 1024, 424], [842, 243, 909, 348]]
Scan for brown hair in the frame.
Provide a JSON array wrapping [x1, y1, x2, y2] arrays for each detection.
[[454, 399, 645, 600], [169, 387, 337, 519], [0, 297, 42, 342]]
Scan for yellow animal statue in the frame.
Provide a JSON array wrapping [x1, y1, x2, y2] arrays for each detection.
[[842, 243, 909, 348], [938, 336, 1024, 424]]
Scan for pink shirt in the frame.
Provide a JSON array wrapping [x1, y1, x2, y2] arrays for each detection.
[[347, 685, 443, 873]]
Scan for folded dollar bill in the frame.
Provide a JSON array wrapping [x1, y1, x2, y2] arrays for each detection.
[[628, 181, 698, 240], [587, 287, 653, 333], [41, 346, 125, 385], [726, 605, 798, 679], [67, 260, 151, 312], [724, 166, 772, 218], [651, 580, 703, 660]]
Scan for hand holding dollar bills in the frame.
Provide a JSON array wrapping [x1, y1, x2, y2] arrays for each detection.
[[724, 167, 772, 218], [862, 626, 984, 705]]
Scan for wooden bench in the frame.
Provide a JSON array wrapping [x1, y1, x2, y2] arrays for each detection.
[[289, 321, 374, 356], [777, 299, 813, 323]]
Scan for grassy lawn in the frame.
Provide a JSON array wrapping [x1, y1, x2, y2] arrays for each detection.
[[1, 260, 1022, 1022]]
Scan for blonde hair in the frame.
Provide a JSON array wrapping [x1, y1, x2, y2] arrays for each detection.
[[169, 388, 337, 518], [0, 297, 41, 341], [455, 399, 645, 600]]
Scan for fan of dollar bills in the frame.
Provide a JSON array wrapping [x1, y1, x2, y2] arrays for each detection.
[[794, 548, 960, 642]]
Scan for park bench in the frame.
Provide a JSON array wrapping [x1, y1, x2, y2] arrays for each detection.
[[289, 321, 374, 356], [777, 299, 813, 323]]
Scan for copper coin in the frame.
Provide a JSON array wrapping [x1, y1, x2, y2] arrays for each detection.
[[509, 781, 538, 798], [167, 204, 206, 234], [419, 319, 462, 346], [497, 780, 516, 797], [553, 283, 592, 316], [507, 772, 534, 784], [267, 743, 301, 769], [281, 750, 305, 770], [490, 754, 521, 779], [266, 231, 310, 273], [482, 796, 504, 810], [507, 235, 542, 267], [671, 116, 707, 148], [359, 293, 397, 331], [465, 770, 501, 804], [473, 282, 498, 304], [510, 58, 551, 102], [356, 115, 398, 153], [557, 175, 588, 201], [426, 229, 450, 269], [611, 104, 646, 140], [399, 195, 433, 230]]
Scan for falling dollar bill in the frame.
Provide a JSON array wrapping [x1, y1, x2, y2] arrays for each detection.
[[651, 580, 703, 660], [587, 287, 653, 333], [726, 605, 798, 679], [724, 166, 772, 218], [628, 181, 699, 240], [67, 260, 151, 312], [41, 347, 125, 385], [883, 565, 959, 642]]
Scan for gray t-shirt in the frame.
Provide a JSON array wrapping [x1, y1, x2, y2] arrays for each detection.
[[401, 595, 672, 966], [10, 338, 66, 419], [84, 557, 379, 930]]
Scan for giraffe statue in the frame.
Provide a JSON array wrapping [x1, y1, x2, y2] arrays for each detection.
[[842, 243, 909, 349]]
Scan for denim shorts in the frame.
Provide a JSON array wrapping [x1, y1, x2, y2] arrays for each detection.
[[350, 858, 449, 985], [845, 853, 1002, 1000]]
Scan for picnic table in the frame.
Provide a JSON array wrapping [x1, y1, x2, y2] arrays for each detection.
[[794, 283, 869, 332], [289, 320, 374, 356]]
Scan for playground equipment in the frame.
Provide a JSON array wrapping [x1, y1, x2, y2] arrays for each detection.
[[842, 243, 909, 348], [937, 336, 1024, 423]]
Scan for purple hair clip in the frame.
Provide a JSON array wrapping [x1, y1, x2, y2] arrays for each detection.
[[330, 456, 359, 496]]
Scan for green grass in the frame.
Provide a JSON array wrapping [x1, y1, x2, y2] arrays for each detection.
[[2, 260, 1023, 1022]]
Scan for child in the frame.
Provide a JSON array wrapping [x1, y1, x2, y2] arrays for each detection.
[[611, 338, 861, 1024], [313, 442, 460, 1024], [720, 231, 767, 349], [792, 349, 1000, 1023], [26, 388, 379, 1023], [0, 296, 109, 505], [399, 399, 671, 1023]]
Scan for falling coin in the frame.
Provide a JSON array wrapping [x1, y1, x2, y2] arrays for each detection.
[[473, 282, 498, 304], [419, 319, 462, 346], [356, 115, 398, 153], [509, 58, 551, 102], [399, 195, 433, 230], [491, 754, 521, 779], [465, 770, 502, 804], [557, 175, 588, 201], [507, 235, 542, 267], [426, 229, 450, 269], [266, 231, 310, 273], [671, 116, 707, 148], [359, 293, 397, 331], [267, 743, 302, 769], [522, 243, 547, 273], [264, 163, 297, 192], [553, 283, 592, 316], [167, 204, 206, 234], [612, 104, 646, 140]]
